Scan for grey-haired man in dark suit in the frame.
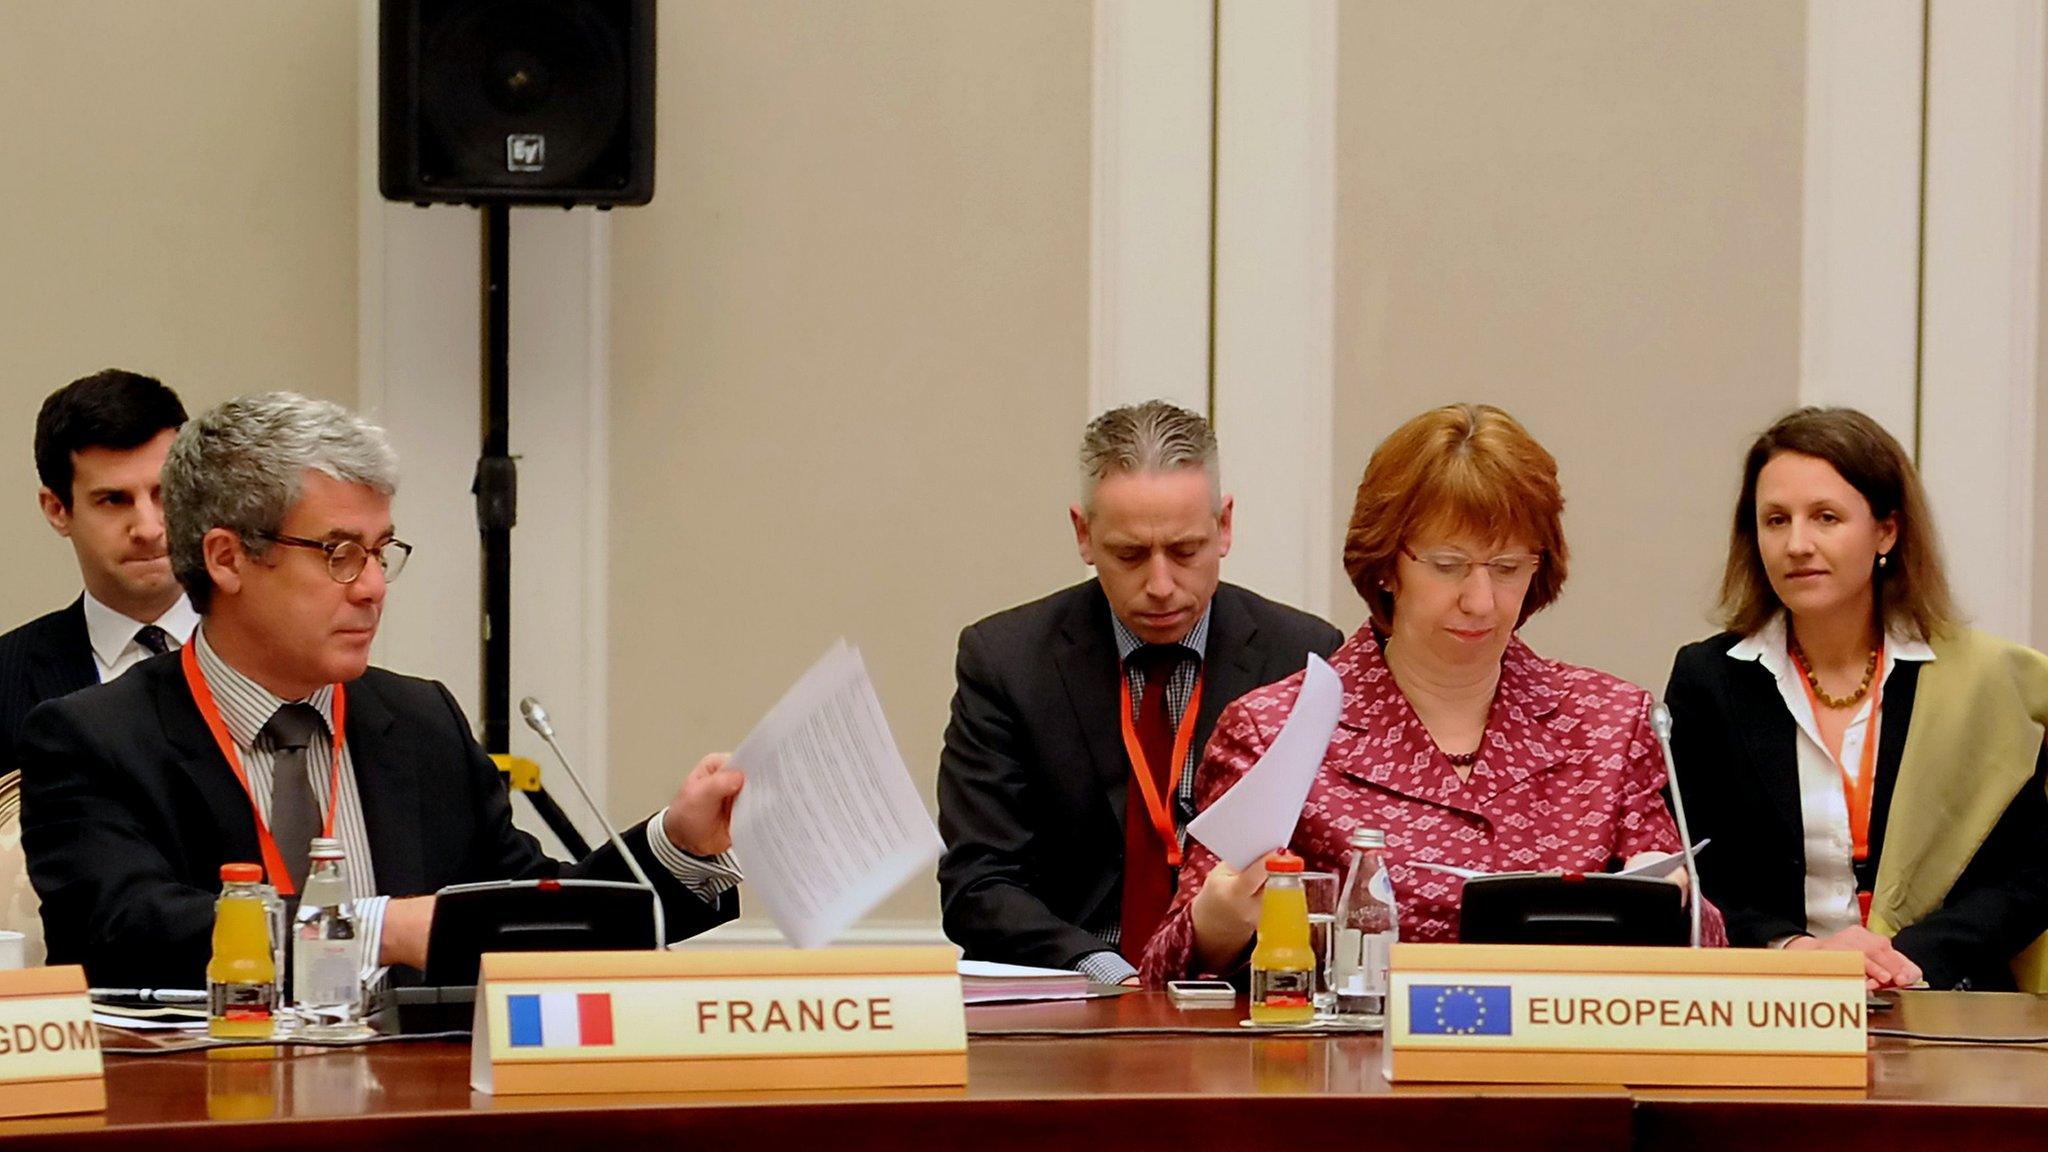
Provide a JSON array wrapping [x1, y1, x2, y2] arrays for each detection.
[[938, 401, 1341, 985], [23, 392, 745, 987]]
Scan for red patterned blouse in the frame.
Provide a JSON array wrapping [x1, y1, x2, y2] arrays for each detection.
[[1141, 627, 1726, 984]]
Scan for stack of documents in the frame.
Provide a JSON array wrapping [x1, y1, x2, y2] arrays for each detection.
[[957, 960, 1092, 1004]]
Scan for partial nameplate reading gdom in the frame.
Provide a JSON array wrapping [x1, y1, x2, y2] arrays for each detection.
[[1386, 943, 1868, 1089], [0, 966, 104, 1118], [470, 947, 967, 1095]]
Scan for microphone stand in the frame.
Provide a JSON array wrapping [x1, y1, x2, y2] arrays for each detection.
[[520, 698, 666, 947], [1650, 702, 1703, 948]]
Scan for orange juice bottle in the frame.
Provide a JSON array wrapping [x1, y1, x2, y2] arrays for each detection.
[[1249, 849, 1316, 1025], [208, 863, 277, 1039]]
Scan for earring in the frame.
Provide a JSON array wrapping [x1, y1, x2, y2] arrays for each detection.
[[1877, 554, 1890, 570]]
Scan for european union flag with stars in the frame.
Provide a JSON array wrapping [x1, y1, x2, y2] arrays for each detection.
[[1409, 984, 1512, 1035]]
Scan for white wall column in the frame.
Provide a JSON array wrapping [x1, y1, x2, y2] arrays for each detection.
[[1090, 0, 1214, 416], [1210, 0, 1337, 620], [1918, 0, 2042, 643], [1799, 0, 1923, 442]]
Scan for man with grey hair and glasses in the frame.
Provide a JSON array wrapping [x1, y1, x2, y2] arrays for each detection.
[[938, 400, 1340, 984], [21, 392, 743, 986]]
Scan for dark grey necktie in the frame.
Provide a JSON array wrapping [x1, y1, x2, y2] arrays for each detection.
[[261, 703, 325, 892], [133, 625, 173, 656]]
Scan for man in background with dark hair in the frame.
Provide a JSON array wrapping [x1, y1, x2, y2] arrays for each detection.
[[0, 369, 192, 775]]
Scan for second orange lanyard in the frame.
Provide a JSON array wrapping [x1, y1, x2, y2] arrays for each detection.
[[182, 641, 348, 898], [1118, 670, 1203, 869], [1790, 641, 1885, 863]]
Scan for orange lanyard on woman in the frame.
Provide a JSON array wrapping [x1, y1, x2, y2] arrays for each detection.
[[1789, 640, 1884, 863], [1117, 672, 1203, 868], [181, 642, 348, 897]]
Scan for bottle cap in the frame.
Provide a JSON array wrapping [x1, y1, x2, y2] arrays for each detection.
[[308, 837, 344, 859], [1349, 828, 1386, 848], [1265, 849, 1304, 873], [220, 862, 263, 884]]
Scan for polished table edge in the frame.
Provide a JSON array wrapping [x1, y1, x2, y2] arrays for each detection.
[[0, 991, 2038, 1150]]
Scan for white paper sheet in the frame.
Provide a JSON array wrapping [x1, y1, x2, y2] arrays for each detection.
[[956, 960, 1093, 1004], [727, 640, 944, 949], [90, 1010, 205, 1032], [1405, 840, 1710, 881], [1186, 654, 1345, 870], [956, 960, 1080, 981]]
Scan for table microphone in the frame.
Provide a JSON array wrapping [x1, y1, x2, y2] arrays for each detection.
[[1649, 701, 1703, 948], [519, 696, 666, 947]]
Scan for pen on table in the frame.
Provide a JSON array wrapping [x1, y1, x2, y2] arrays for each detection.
[[89, 988, 208, 1003]]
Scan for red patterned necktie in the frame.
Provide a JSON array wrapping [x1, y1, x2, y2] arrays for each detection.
[[1117, 644, 1189, 964]]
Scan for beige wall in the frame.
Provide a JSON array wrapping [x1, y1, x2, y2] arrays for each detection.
[[609, 2, 1094, 925], [12, 1, 2027, 944], [2038, 33, 2048, 656], [0, 1, 359, 628], [1332, 0, 1807, 693]]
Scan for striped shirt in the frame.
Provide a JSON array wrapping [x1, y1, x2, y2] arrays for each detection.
[[192, 627, 388, 966], [1080, 605, 1211, 984], [192, 627, 743, 971]]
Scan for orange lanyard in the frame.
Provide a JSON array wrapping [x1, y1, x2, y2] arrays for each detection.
[[181, 642, 347, 897], [1789, 641, 1883, 863], [1117, 669, 1203, 869]]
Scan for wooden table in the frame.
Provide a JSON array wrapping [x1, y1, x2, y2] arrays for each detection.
[[0, 991, 2040, 1150], [1636, 990, 2048, 1152]]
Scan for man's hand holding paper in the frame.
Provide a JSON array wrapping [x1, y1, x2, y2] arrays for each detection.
[[727, 641, 944, 949]]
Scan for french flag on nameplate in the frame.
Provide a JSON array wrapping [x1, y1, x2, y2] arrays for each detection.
[[506, 992, 615, 1048]]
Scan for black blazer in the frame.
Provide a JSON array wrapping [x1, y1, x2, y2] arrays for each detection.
[[937, 581, 1342, 969], [1665, 633, 2048, 989], [0, 598, 97, 779], [20, 653, 737, 987]]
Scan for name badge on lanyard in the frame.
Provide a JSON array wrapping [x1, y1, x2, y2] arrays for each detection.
[[1117, 671, 1203, 868], [181, 643, 348, 897]]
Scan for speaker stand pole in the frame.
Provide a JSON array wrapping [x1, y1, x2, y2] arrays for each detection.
[[476, 203, 591, 858]]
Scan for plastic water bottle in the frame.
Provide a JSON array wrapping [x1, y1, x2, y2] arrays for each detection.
[[1333, 827, 1399, 1026], [291, 837, 370, 1038]]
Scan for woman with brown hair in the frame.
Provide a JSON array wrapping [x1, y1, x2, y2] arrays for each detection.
[[1665, 407, 2048, 990], [1141, 404, 1720, 985]]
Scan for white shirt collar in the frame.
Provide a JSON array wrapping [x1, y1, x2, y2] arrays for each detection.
[[1726, 613, 1936, 670], [80, 589, 200, 669], [1111, 602, 1213, 664]]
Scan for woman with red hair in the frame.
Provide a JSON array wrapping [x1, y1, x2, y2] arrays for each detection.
[[1142, 403, 1721, 984]]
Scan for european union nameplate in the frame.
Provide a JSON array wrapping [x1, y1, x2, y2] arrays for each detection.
[[0, 966, 104, 1118], [1386, 943, 1867, 1088], [470, 947, 967, 1095]]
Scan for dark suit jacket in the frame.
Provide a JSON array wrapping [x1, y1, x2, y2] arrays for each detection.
[[0, 598, 96, 780], [20, 653, 737, 987], [1665, 633, 2048, 989], [937, 580, 1342, 969]]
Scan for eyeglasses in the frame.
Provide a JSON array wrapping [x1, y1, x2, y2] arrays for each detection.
[[1400, 546, 1542, 585], [247, 531, 412, 584]]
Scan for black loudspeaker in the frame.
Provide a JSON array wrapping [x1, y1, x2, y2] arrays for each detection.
[[380, 0, 655, 207]]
